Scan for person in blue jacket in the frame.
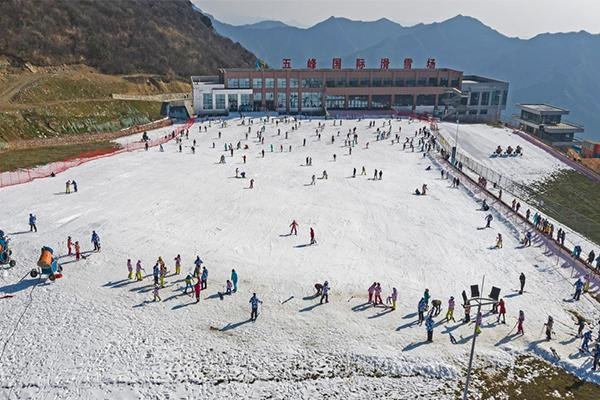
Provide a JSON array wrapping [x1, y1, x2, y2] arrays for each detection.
[[249, 293, 263, 321], [29, 213, 37, 232], [231, 269, 238, 293], [153, 263, 160, 286], [573, 278, 584, 301], [201, 266, 208, 290], [91, 231, 101, 252], [418, 297, 427, 325], [425, 315, 434, 342]]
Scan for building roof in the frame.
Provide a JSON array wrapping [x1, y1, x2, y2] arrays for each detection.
[[220, 67, 463, 74], [517, 103, 569, 114], [462, 75, 508, 85]]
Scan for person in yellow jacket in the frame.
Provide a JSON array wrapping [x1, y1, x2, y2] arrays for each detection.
[[174, 254, 181, 275]]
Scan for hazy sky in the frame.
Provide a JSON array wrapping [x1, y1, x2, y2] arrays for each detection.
[[193, 0, 600, 38]]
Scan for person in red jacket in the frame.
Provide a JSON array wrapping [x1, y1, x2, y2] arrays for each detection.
[[496, 298, 506, 324], [289, 220, 299, 235], [67, 236, 73, 255], [74, 241, 81, 261]]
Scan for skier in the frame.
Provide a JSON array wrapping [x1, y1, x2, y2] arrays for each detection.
[[310, 175, 316, 185], [353, 168, 357, 178], [91, 230, 101, 252], [67, 236, 73, 255], [153, 284, 161, 302], [581, 330, 593, 353], [74, 241, 81, 260], [517, 310, 525, 335], [194, 278, 202, 303], [423, 289, 431, 307], [159, 259, 167, 288], [310, 227, 316, 245], [29, 213, 37, 232], [135, 260, 144, 281], [575, 315, 586, 337], [153, 262, 160, 286], [497, 298, 506, 324], [418, 297, 427, 325], [65, 180, 71, 194], [425, 314, 434, 342], [174, 254, 181, 275], [289, 220, 299, 235], [231, 269, 238, 292], [72, 180, 78, 192], [496, 233, 503, 248], [127, 259, 133, 279], [544, 316, 554, 341], [201, 266, 208, 290], [519, 273, 526, 294], [193, 256, 203, 277], [249, 179, 254, 189], [320, 281, 330, 304], [574, 278, 584, 301], [184, 273, 193, 294], [388, 287, 398, 310], [368, 282, 376, 303], [485, 214, 493, 228], [445, 296, 456, 322], [249, 293, 263, 321], [373, 283, 382, 306]]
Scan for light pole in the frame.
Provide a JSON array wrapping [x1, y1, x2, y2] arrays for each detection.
[[462, 276, 501, 400]]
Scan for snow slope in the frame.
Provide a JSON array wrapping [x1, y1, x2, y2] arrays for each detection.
[[0, 117, 598, 399], [437, 122, 570, 184]]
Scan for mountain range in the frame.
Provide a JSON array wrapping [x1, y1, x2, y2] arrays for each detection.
[[209, 14, 600, 141]]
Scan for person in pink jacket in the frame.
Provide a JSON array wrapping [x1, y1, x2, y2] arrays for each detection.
[[194, 278, 202, 303], [368, 282, 376, 303], [373, 283, 383, 306]]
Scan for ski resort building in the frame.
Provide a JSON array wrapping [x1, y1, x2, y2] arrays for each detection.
[[191, 66, 508, 122], [513, 104, 584, 144]]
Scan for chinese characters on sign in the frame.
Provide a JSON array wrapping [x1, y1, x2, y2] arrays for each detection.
[[282, 58, 291, 69], [403, 58, 413, 70], [307, 58, 317, 69], [426, 58, 436, 69], [355, 58, 365, 69], [332, 58, 342, 70], [380, 58, 390, 70]]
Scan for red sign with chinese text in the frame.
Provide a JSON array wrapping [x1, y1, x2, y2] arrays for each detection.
[[332, 58, 342, 70], [426, 58, 436, 69], [403, 58, 413, 70], [356, 58, 365, 70], [282, 58, 291, 69], [380, 58, 390, 70], [307, 58, 317, 69]]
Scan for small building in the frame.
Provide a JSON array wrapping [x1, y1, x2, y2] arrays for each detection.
[[581, 140, 600, 158], [513, 104, 584, 144], [456, 75, 509, 123]]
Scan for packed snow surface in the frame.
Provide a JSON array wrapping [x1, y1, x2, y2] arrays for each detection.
[[0, 117, 597, 399]]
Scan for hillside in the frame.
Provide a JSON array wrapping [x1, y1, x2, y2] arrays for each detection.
[[0, 0, 256, 78], [208, 14, 600, 141]]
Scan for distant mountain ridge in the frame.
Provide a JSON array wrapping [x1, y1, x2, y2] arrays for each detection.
[[206, 13, 600, 140]]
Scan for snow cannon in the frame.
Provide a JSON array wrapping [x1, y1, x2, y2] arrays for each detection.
[[0, 230, 16, 269], [30, 246, 62, 281]]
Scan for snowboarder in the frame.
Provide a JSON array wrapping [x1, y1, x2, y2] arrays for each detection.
[[249, 293, 263, 321], [153, 285, 161, 302], [497, 298, 506, 324], [519, 273, 526, 294], [544, 316, 554, 341], [290, 220, 299, 235], [201, 266, 208, 290], [310, 227, 316, 245], [320, 281, 330, 304], [29, 213, 37, 232], [425, 314, 434, 342], [91, 230, 101, 252], [517, 310, 525, 335], [231, 269, 238, 292], [485, 214, 493, 228], [135, 260, 144, 281], [174, 254, 181, 275], [445, 296, 456, 322], [127, 259, 133, 279], [184, 274, 193, 294]]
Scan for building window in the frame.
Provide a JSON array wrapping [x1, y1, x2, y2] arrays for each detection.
[[428, 77, 438, 86], [277, 78, 287, 89], [202, 93, 213, 110], [348, 95, 368, 109], [302, 78, 322, 88], [227, 78, 239, 88], [393, 95, 413, 107], [326, 78, 336, 88], [265, 92, 274, 101], [240, 94, 252, 111], [372, 78, 382, 87], [239, 78, 250, 89], [301, 92, 322, 108], [481, 92, 490, 106], [253, 92, 262, 101], [326, 95, 345, 109], [253, 92, 262, 111], [383, 78, 393, 87], [417, 78, 427, 86], [406, 79, 416, 87], [460, 97, 468, 106], [451, 79, 460, 88], [371, 95, 391, 108], [228, 94, 238, 111], [265, 78, 275, 88], [215, 94, 226, 109], [440, 77, 449, 87], [336, 77, 347, 87], [277, 92, 287, 110], [479, 109, 488, 115], [502, 90, 508, 106], [469, 92, 480, 106], [349, 78, 359, 87], [289, 92, 299, 110], [416, 94, 435, 106], [290, 78, 299, 88], [252, 78, 263, 88], [468, 109, 478, 115], [491, 90, 500, 106], [359, 77, 369, 87]]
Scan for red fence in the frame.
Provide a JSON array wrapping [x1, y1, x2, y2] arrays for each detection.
[[0, 120, 194, 189]]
